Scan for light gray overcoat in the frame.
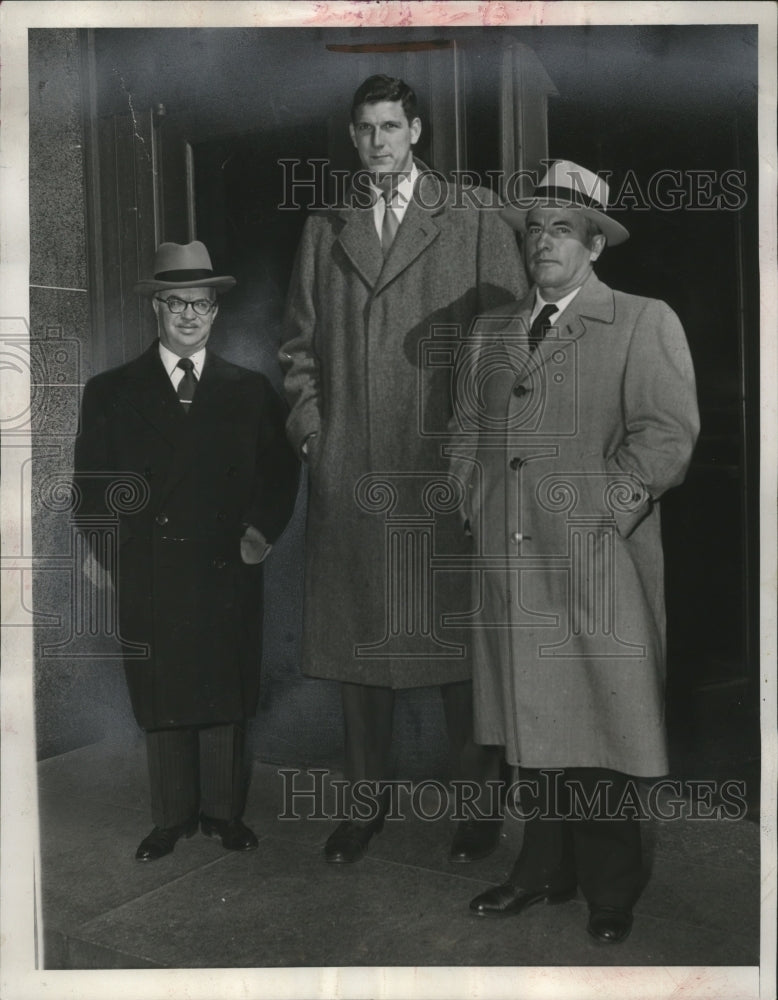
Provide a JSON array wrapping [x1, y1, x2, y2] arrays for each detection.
[[280, 168, 526, 688], [448, 273, 699, 776]]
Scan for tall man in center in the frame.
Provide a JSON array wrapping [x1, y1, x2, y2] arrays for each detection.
[[281, 75, 526, 863]]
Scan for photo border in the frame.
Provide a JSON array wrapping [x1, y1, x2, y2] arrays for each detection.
[[1, 3, 775, 998]]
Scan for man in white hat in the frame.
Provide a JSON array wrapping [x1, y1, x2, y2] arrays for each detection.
[[74, 241, 299, 861], [448, 161, 699, 942]]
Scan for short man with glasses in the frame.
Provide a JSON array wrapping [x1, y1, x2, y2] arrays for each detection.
[[74, 240, 299, 861]]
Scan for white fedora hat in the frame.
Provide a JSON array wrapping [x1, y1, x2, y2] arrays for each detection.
[[133, 241, 237, 295], [501, 160, 629, 246]]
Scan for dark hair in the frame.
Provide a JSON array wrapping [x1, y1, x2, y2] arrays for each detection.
[[350, 75, 419, 124]]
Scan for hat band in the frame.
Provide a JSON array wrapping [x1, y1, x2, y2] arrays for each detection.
[[154, 268, 215, 282], [533, 185, 606, 212]]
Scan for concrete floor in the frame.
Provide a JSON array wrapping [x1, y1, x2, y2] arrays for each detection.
[[38, 738, 761, 970]]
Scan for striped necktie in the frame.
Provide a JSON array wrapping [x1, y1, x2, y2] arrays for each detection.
[[176, 357, 197, 413]]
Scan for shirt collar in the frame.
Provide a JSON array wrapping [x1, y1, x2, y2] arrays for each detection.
[[532, 285, 583, 324], [369, 163, 418, 205], [158, 341, 207, 378]]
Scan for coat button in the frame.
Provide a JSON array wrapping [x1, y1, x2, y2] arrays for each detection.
[[509, 457, 523, 470], [513, 384, 528, 397], [144, 467, 154, 480], [216, 511, 226, 522], [155, 513, 168, 526], [213, 558, 227, 570], [510, 531, 523, 544]]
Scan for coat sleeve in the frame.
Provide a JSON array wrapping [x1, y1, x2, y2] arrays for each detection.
[[243, 376, 300, 545], [446, 316, 491, 528], [278, 216, 323, 457], [475, 206, 528, 312], [72, 376, 119, 575], [446, 205, 526, 525], [606, 299, 700, 537], [73, 377, 112, 520]]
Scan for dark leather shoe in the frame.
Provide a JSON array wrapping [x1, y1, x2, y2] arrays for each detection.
[[200, 815, 258, 851], [135, 818, 197, 861], [469, 880, 577, 917], [449, 818, 503, 863], [324, 818, 384, 863], [587, 906, 633, 944]]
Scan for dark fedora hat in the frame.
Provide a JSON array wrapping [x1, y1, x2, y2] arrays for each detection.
[[501, 160, 629, 246], [133, 241, 236, 295]]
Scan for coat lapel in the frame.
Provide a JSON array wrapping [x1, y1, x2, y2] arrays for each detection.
[[334, 204, 384, 288], [374, 171, 443, 295], [333, 166, 446, 295], [502, 273, 616, 381], [157, 351, 228, 503], [119, 342, 186, 448], [544, 272, 615, 346]]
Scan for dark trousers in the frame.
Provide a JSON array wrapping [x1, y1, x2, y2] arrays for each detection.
[[145, 722, 246, 828], [340, 680, 501, 818], [509, 767, 644, 909]]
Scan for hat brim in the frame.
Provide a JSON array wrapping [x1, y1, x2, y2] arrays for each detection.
[[133, 275, 237, 296], [501, 201, 629, 246]]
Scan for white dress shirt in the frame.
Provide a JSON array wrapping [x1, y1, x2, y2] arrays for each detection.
[[370, 164, 419, 240], [529, 286, 582, 327], [158, 342, 206, 389]]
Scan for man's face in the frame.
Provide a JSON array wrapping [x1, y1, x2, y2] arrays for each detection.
[[152, 287, 218, 357], [524, 207, 605, 300], [349, 100, 421, 178]]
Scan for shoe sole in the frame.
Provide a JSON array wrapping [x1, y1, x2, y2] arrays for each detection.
[[135, 823, 197, 862], [448, 843, 501, 863], [470, 887, 577, 917], [324, 850, 366, 864], [586, 922, 633, 945], [200, 826, 258, 851]]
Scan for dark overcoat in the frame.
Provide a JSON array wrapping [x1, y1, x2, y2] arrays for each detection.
[[280, 168, 527, 688], [73, 343, 299, 730], [448, 273, 700, 776]]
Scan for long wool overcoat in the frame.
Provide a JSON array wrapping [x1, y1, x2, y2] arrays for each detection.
[[448, 273, 699, 776], [73, 343, 299, 730], [280, 168, 526, 688]]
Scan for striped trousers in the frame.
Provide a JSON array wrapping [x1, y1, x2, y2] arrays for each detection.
[[145, 722, 246, 828]]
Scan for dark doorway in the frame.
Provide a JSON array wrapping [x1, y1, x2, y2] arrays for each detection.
[[192, 126, 327, 388], [547, 95, 760, 803]]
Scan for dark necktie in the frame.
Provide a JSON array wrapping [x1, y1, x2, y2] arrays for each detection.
[[528, 303, 558, 353], [381, 187, 400, 255], [176, 357, 197, 413]]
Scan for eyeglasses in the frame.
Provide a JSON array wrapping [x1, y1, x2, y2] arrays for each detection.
[[154, 295, 217, 316]]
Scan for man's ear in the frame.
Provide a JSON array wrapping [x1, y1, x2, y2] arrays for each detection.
[[410, 117, 422, 146], [348, 122, 357, 149], [590, 233, 606, 261], [151, 296, 161, 318]]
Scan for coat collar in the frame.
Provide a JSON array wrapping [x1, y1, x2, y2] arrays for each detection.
[[488, 272, 613, 335], [487, 272, 615, 379], [119, 341, 230, 442], [119, 342, 237, 503], [333, 160, 446, 292]]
